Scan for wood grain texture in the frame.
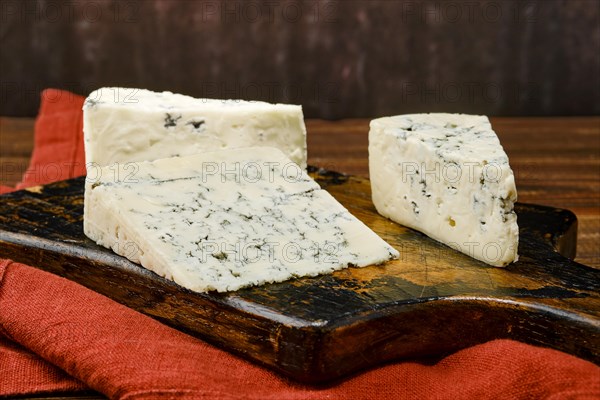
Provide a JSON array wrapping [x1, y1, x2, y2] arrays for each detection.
[[0, 117, 35, 187], [1, 0, 599, 118], [0, 173, 598, 383]]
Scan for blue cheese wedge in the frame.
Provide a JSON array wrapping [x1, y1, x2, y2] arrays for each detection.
[[83, 88, 307, 169], [369, 113, 518, 267], [84, 147, 399, 293]]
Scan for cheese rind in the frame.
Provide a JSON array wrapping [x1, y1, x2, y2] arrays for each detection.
[[369, 113, 518, 267], [84, 147, 399, 293], [83, 88, 307, 169]]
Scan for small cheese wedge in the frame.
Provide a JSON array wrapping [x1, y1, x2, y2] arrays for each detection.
[[83, 87, 307, 169], [369, 113, 518, 266], [84, 147, 399, 293]]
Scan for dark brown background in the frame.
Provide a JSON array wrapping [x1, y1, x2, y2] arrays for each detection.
[[1, 0, 599, 119]]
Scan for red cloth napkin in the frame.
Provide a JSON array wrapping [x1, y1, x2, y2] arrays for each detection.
[[1, 89, 599, 399]]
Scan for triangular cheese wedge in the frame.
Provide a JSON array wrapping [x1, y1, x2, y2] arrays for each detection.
[[369, 113, 518, 266], [84, 147, 399, 293]]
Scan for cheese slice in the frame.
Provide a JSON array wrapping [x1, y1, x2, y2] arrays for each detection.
[[84, 147, 399, 293], [83, 87, 307, 169], [369, 113, 518, 267]]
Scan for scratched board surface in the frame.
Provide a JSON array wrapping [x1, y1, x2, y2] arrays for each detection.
[[0, 168, 598, 383]]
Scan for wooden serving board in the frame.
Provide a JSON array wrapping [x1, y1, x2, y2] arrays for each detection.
[[0, 168, 598, 383]]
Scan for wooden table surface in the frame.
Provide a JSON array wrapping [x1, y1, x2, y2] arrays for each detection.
[[0, 116, 599, 398]]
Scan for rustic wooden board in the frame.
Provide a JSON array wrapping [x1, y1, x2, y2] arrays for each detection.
[[0, 168, 598, 383]]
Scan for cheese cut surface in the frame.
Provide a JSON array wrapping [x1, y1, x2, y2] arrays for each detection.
[[369, 113, 518, 267], [83, 87, 307, 169], [84, 147, 399, 293]]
